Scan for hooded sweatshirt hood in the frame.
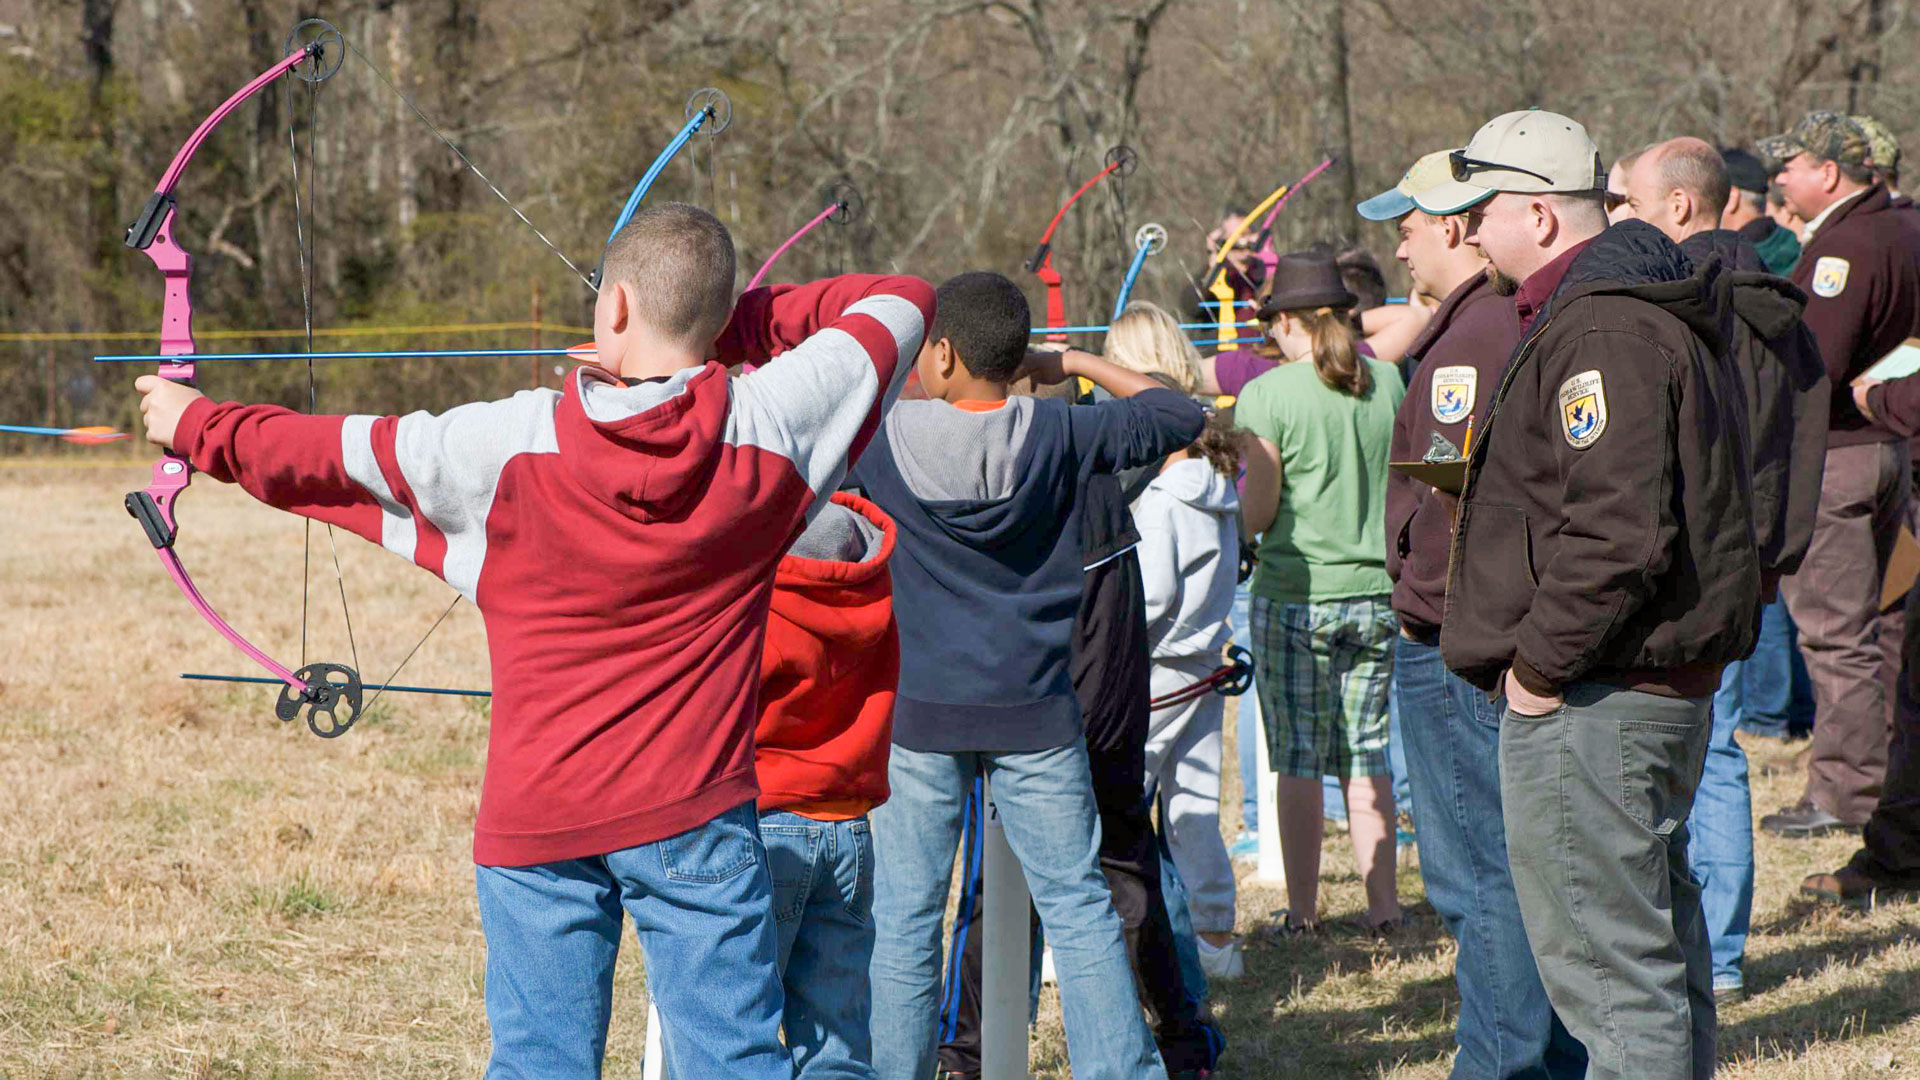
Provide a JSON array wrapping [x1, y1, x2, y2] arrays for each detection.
[[1556, 219, 1734, 358], [757, 492, 899, 816], [1679, 229, 1811, 342], [878, 396, 1071, 553], [1133, 457, 1241, 660], [564, 362, 735, 523]]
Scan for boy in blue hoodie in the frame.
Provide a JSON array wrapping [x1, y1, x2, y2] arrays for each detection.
[[853, 272, 1204, 1080]]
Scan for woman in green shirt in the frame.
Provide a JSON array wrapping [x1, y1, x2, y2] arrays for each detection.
[[1236, 252, 1406, 933]]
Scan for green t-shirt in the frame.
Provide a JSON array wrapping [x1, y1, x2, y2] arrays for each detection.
[[1236, 358, 1405, 603]]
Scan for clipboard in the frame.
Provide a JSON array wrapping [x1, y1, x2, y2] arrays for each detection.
[[1389, 459, 1468, 495], [1858, 338, 1920, 383]]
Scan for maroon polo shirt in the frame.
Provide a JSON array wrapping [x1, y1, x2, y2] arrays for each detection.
[[1514, 238, 1596, 335]]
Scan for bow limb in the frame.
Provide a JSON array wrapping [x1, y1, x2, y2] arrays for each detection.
[[590, 88, 732, 290], [1111, 223, 1166, 322], [122, 21, 365, 738], [1027, 145, 1136, 342], [747, 180, 860, 290], [1252, 157, 1336, 276]]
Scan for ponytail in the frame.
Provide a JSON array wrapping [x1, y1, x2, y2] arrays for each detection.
[[1297, 306, 1370, 398]]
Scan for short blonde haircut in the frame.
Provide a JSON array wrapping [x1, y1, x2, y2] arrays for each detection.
[[1104, 301, 1203, 394]]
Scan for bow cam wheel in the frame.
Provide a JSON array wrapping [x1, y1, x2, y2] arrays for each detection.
[[285, 19, 346, 83]]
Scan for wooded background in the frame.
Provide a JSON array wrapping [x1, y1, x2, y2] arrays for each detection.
[[0, 0, 1911, 432]]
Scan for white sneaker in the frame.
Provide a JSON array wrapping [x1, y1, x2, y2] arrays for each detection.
[[1196, 936, 1244, 980], [1040, 946, 1057, 985]]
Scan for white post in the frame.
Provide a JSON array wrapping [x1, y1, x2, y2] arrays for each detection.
[[643, 1000, 666, 1080], [980, 785, 1032, 1080], [1252, 697, 1286, 887]]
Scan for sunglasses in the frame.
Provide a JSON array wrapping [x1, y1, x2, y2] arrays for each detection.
[[1604, 191, 1630, 212], [1448, 149, 1556, 186]]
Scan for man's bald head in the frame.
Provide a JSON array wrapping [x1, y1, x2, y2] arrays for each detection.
[[1625, 137, 1731, 241]]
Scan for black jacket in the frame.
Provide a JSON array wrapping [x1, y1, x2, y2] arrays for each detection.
[[1441, 221, 1759, 697], [1678, 230, 1829, 591]]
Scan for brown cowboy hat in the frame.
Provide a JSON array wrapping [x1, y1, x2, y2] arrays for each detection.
[[1256, 252, 1358, 320]]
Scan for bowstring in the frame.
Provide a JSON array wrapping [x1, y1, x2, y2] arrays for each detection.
[[339, 36, 597, 291], [287, 50, 361, 680]]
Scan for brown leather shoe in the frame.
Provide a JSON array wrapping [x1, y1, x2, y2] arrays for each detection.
[[1801, 866, 1920, 909], [1760, 802, 1861, 838]]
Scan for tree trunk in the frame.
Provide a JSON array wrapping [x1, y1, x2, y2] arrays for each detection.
[[1298, 0, 1358, 244], [80, 0, 117, 292]]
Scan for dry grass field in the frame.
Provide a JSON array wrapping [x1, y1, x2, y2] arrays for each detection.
[[5, 461, 1920, 1078]]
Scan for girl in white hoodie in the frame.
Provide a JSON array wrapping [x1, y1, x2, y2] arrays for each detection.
[[1126, 363, 1245, 979]]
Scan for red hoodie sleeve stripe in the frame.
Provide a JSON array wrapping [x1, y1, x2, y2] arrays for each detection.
[[178, 391, 565, 599], [724, 276, 932, 518]]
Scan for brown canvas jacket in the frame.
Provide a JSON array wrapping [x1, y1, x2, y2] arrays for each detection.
[[1441, 221, 1760, 697]]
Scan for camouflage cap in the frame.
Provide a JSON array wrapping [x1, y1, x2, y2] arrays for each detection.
[[1852, 114, 1901, 173], [1755, 110, 1871, 171]]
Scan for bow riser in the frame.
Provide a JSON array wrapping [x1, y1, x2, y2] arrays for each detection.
[[144, 210, 197, 363]]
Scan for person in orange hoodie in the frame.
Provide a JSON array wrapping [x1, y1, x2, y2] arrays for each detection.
[[756, 490, 899, 1079]]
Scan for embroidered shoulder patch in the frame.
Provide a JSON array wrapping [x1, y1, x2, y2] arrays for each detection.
[[1430, 365, 1476, 425], [1557, 369, 1607, 449], [1812, 256, 1851, 298]]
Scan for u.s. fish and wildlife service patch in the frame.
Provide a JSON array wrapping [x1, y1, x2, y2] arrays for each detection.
[[1812, 256, 1851, 298], [1430, 365, 1476, 425], [1558, 369, 1607, 449]]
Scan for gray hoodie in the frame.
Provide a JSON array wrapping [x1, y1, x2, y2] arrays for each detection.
[[1131, 457, 1241, 661]]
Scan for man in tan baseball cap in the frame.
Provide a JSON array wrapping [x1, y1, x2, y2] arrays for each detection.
[[1414, 109, 1606, 216], [1430, 108, 1756, 1080]]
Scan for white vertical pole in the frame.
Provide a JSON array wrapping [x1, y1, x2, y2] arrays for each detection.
[[980, 784, 1032, 1080], [1252, 697, 1286, 887], [643, 1000, 666, 1080]]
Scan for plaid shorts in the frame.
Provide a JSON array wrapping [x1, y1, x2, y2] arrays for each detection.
[[1250, 594, 1396, 779]]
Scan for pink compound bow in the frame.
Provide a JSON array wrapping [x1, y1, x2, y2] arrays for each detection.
[[122, 19, 364, 737]]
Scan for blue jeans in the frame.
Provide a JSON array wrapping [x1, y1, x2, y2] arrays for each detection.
[[761, 810, 878, 1079], [473, 800, 790, 1080], [1393, 638, 1586, 1079], [869, 738, 1167, 1080], [1234, 581, 1261, 830], [1728, 599, 1815, 738], [1687, 689, 1754, 992]]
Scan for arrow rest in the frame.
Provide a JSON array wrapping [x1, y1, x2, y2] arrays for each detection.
[[1105, 144, 1139, 179], [1133, 222, 1168, 255], [685, 87, 733, 135], [275, 663, 365, 738], [284, 19, 346, 83]]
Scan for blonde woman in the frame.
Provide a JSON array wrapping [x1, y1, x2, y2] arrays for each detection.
[[1234, 251, 1406, 933], [1105, 301, 1204, 393]]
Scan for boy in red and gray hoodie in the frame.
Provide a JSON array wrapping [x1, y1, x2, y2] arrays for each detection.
[[755, 490, 898, 1078], [133, 204, 932, 1080]]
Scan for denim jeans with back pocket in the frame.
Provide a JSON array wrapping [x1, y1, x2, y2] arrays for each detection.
[[473, 799, 791, 1080], [760, 809, 879, 1080]]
